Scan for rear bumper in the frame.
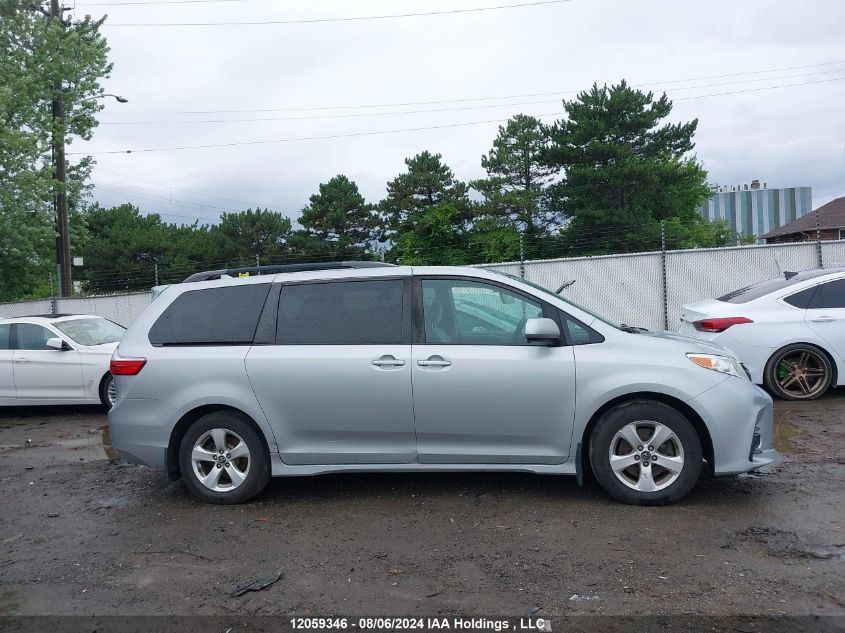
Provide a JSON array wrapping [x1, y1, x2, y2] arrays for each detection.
[[689, 377, 782, 475], [108, 397, 177, 471]]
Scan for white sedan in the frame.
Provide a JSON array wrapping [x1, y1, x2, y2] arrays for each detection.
[[679, 267, 845, 400], [0, 314, 125, 407]]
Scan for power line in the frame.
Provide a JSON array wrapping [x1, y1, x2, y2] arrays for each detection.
[[71, 76, 845, 156], [106, 60, 845, 116], [97, 68, 845, 126], [80, 0, 247, 5], [94, 166, 279, 209], [101, 0, 572, 27], [74, 115, 546, 155]]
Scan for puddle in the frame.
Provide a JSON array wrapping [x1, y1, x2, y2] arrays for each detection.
[[2, 427, 111, 463], [773, 417, 800, 453], [0, 588, 21, 615]]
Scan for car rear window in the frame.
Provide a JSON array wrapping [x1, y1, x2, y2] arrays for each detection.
[[717, 269, 834, 304], [149, 284, 271, 346], [276, 279, 403, 345]]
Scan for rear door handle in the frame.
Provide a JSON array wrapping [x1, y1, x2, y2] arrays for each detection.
[[372, 356, 405, 368], [417, 358, 452, 367]]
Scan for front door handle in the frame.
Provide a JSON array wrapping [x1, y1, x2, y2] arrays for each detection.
[[810, 315, 836, 322], [372, 356, 405, 368], [417, 357, 452, 368], [14, 358, 30, 364]]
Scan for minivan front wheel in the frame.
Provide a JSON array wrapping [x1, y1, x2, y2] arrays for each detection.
[[178, 412, 270, 504], [589, 401, 702, 505]]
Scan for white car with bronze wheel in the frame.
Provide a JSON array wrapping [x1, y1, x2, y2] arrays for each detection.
[[680, 267, 845, 400]]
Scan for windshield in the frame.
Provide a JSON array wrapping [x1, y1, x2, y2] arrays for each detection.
[[53, 318, 125, 346], [490, 270, 622, 328]]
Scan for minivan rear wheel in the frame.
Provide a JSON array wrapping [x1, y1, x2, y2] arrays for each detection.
[[178, 412, 270, 504], [589, 401, 702, 505]]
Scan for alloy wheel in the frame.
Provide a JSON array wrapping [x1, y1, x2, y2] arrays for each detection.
[[774, 349, 828, 399], [608, 421, 685, 493], [191, 428, 251, 492], [107, 379, 117, 406]]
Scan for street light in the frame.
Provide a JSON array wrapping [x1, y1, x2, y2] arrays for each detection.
[[52, 90, 129, 297], [79, 93, 129, 104]]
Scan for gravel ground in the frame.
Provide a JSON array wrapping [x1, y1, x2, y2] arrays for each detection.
[[0, 392, 843, 617]]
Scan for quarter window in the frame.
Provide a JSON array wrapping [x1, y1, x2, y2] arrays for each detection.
[[276, 280, 403, 345], [14, 323, 55, 350], [809, 279, 845, 309], [149, 284, 271, 346], [783, 286, 816, 309], [0, 324, 10, 350], [422, 279, 543, 345]]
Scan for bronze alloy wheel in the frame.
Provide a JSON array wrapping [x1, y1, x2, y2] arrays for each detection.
[[766, 345, 832, 400]]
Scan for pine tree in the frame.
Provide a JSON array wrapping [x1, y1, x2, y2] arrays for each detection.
[[473, 115, 558, 237], [543, 81, 711, 253], [299, 175, 375, 250]]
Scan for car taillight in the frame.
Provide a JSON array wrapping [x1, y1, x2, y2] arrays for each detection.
[[692, 317, 753, 333], [110, 357, 147, 375]]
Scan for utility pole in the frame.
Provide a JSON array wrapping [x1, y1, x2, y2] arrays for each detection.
[[50, 0, 72, 297]]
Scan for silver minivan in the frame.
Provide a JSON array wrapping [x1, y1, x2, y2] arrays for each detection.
[[109, 262, 778, 505]]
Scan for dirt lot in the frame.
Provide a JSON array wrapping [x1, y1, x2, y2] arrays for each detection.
[[1, 392, 843, 618]]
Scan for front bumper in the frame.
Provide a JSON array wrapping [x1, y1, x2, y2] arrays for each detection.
[[690, 377, 782, 475]]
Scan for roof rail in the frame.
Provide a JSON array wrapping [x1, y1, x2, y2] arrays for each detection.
[[182, 260, 394, 283]]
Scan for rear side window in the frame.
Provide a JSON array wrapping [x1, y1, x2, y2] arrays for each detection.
[[809, 279, 845, 309], [783, 286, 816, 309], [0, 324, 10, 349], [149, 284, 271, 346], [276, 280, 403, 345]]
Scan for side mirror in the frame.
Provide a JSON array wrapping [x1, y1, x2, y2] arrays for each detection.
[[525, 318, 561, 344], [46, 337, 69, 351]]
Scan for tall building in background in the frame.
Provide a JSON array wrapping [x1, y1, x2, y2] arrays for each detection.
[[697, 180, 812, 239]]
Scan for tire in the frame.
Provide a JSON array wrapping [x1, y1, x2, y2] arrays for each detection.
[[589, 400, 703, 506], [763, 343, 833, 401], [178, 412, 271, 504], [99, 373, 116, 410]]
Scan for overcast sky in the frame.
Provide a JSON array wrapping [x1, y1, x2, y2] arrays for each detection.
[[71, 0, 845, 227]]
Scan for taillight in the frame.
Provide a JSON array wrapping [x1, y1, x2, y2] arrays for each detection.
[[110, 357, 147, 376], [692, 317, 753, 333]]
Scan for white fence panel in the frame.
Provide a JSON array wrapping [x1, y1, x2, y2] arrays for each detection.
[[485, 251, 665, 329], [58, 292, 152, 327], [821, 240, 845, 267], [665, 242, 819, 329], [0, 298, 53, 319]]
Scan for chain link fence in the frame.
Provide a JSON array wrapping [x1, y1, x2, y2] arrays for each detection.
[[2, 240, 844, 331], [482, 239, 845, 330]]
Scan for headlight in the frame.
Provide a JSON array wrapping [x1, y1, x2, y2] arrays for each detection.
[[686, 353, 747, 379]]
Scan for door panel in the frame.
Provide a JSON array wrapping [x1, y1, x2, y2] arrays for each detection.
[[245, 278, 416, 465], [0, 324, 14, 398], [805, 279, 845, 365], [246, 345, 416, 464], [412, 278, 576, 464], [12, 324, 83, 399], [412, 344, 576, 464]]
